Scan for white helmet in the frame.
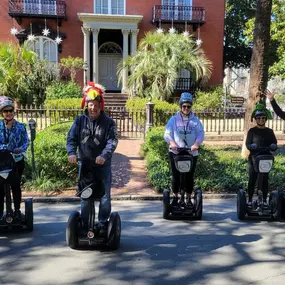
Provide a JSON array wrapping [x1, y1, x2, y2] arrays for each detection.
[[0, 96, 14, 112]]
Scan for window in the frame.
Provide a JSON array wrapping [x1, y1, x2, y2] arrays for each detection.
[[23, 0, 57, 15], [161, 0, 192, 20], [162, 0, 191, 5], [26, 37, 58, 63], [95, 0, 125, 15]]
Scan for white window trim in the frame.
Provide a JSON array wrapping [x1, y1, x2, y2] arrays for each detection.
[[26, 36, 58, 63], [94, 0, 126, 15]]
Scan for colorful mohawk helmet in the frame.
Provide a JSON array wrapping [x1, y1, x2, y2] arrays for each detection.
[[81, 82, 105, 109], [251, 103, 273, 122], [179, 92, 193, 106], [0, 96, 14, 111]]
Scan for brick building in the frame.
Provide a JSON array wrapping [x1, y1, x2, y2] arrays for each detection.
[[0, 0, 225, 93]]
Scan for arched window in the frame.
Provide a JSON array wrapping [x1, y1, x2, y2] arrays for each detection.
[[99, 42, 122, 54], [26, 37, 58, 62]]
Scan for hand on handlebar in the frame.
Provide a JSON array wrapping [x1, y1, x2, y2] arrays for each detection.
[[169, 142, 178, 151], [12, 148, 22, 154], [68, 155, 77, 164], [250, 143, 257, 150], [95, 156, 105, 165], [270, 143, 277, 151], [191, 144, 199, 151]]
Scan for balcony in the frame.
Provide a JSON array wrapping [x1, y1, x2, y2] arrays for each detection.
[[8, 0, 66, 21], [152, 5, 205, 24]]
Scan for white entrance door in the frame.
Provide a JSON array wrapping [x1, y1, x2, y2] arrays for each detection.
[[99, 54, 122, 91]]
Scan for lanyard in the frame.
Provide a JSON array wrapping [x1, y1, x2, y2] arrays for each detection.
[[2, 121, 11, 145], [180, 113, 190, 146]]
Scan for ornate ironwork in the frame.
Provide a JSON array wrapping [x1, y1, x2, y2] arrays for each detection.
[[152, 5, 205, 24], [175, 78, 193, 91], [9, 0, 66, 19]]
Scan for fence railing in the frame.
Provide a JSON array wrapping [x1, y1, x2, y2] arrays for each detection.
[[12, 106, 285, 138]]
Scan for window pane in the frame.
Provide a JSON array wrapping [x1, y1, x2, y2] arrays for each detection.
[[95, 0, 108, 14], [43, 39, 57, 62]]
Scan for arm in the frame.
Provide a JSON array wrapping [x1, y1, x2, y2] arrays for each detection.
[[66, 118, 80, 157], [16, 125, 29, 152], [270, 129, 277, 145], [270, 99, 285, 120], [245, 129, 253, 151], [99, 120, 118, 161]]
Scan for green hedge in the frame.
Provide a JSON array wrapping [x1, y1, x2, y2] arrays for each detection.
[[24, 122, 77, 192], [142, 127, 285, 193], [45, 81, 82, 100]]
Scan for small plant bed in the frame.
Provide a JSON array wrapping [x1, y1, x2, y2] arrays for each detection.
[[142, 127, 285, 193]]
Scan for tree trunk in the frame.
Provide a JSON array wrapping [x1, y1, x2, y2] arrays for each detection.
[[241, 0, 273, 158]]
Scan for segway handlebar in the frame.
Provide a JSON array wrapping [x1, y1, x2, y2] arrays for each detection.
[[250, 144, 277, 152]]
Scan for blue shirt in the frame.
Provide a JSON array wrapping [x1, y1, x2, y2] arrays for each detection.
[[0, 120, 29, 162]]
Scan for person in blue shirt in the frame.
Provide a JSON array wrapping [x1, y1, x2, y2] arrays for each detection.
[[164, 92, 205, 207], [0, 96, 29, 220], [66, 82, 118, 236]]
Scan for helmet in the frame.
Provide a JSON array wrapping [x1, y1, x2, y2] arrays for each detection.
[[81, 82, 105, 109], [0, 96, 14, 112], [179, 92, 193, 106], [254, 110, 267, 119]]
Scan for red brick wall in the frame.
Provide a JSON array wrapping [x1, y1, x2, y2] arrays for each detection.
[[0, 0, 224, 86]]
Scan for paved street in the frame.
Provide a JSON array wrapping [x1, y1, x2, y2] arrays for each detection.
[[1, 200, 285, 285]]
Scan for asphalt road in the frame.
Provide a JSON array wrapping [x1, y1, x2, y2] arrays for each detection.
[[1, 200, 285, 285]]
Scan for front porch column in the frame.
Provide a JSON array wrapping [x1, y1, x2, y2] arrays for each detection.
[[81, 26, 91, 84], [130, 29, 139, 55], [122, 29, 130, 93], [92, 28, 100, 83]]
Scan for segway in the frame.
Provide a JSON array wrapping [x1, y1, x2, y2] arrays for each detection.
[[66, 161, 121, 250], [237, 144, 285, 221], [163, 147, 203, 220], [0, 150, 33, 231]]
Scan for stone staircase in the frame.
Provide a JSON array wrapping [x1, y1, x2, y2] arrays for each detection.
[[104, 93, 129, 110]]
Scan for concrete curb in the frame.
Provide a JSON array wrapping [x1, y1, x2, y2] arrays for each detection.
[[24, 194, 237, 203]]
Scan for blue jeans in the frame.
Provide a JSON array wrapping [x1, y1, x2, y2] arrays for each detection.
[[79, 164, 112, 225]]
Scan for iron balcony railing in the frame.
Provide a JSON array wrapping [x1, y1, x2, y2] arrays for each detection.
[[9, 0, 66, 19], [153, 5, 205, 24]]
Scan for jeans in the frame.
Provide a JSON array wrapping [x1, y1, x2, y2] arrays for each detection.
[[80, 164, 112, 226]]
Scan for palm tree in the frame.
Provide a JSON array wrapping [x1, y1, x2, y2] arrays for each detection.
[[117, 31, 212, 100], [241, 0, 273, 157]]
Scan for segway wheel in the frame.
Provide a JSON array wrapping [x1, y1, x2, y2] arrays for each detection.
[[107, 212, 121, 250], [25, 198, 33, 231], [270, 191, 283, 221], [237, 189, 246, 220], [194, 188, 203, 220], [66, 211, 80, 249], [163, 189, 170, 219]]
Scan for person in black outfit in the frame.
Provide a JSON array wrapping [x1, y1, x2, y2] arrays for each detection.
[[245, 104, 277, 206]]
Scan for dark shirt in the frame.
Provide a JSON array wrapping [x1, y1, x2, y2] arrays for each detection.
[[246, 127, 277, 159]]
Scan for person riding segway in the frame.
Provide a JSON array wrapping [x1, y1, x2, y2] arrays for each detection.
[[0, 96, 33, 230], [66, 82, 120, 249], [163, 92, 204, 219], [237, 103, 285, 220]]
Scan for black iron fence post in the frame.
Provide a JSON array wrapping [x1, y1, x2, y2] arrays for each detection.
[[145, 99, 155, 136]]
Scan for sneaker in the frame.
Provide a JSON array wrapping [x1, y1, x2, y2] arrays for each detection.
[[263, 201, 269, 207], [171, 196, 179, 207], [98, 223, 107, 237], [0, 212, 3, 220], [14, 210, 22, 221], [179, 199, 186, 208]]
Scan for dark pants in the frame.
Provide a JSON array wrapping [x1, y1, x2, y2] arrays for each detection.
[[0, 159, 25, 213], [247, 159, 268, 201], [169, 152, 198, 195]]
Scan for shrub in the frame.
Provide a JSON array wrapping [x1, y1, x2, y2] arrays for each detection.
[[24, 122, 77, 193], [45, 81, 82, 100], [142, 127, 285, 193]]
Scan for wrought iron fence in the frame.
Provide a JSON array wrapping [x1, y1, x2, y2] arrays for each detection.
[[12, 106, 285, 138]]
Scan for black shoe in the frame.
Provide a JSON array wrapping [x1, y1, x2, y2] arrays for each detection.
[[247, 201, 252, 207], [171, 196, 179, 207], [0, 211, 3, 220], [14, 210, 22, 221], [179, 199, 186, 208], [186, 199, 194, 208]]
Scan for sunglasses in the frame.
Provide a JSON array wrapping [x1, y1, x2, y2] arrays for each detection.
[[3, 109, 14, 113], [182, 105, 192, 109], [255, 116, 266, 120]]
